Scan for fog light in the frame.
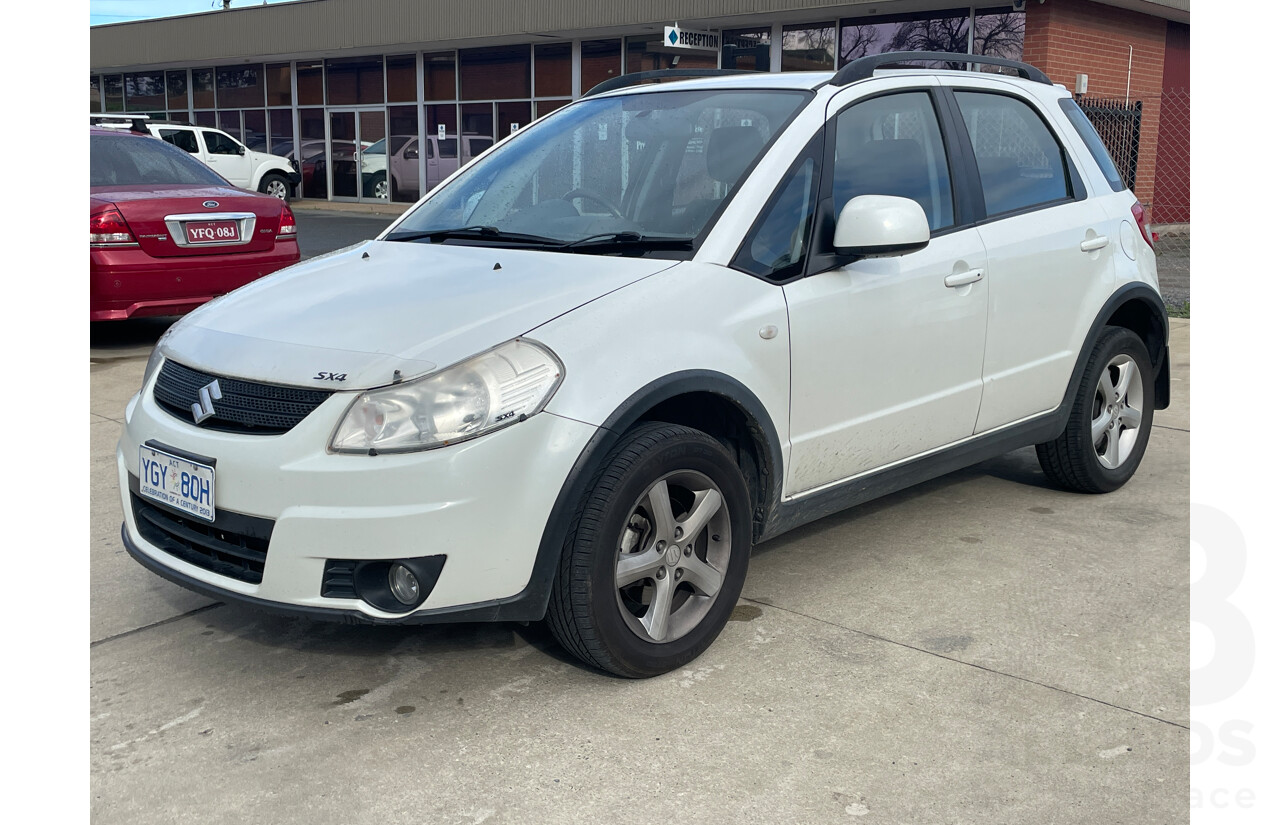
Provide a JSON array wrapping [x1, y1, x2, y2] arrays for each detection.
[[388, 564, 420, 605]]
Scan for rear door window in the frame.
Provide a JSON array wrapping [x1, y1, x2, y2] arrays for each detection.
[[954, 91, 1071, 216], [158, 128, 199, 154]]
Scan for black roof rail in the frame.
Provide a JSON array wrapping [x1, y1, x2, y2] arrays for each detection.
[[831, 51, 1052, 87], [583, 68, 753, 98]]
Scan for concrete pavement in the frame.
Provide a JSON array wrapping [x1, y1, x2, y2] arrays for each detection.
[[89, 321, 1190, 824]]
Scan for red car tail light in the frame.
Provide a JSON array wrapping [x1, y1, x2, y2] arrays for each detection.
[[1130, 200, 1155, 249], [277, 204, 298, 238], [90, 206, 137, 246]]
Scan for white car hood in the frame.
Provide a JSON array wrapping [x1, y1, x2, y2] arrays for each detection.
[[161, 240, 674, 390]]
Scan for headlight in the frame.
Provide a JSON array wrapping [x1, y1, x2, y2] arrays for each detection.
[[329, 338, 564, 454], [140, 326, 175, 391]]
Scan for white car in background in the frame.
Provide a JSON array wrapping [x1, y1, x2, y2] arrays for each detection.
[[116, 53, 1170, 678], [91, 115, 301, 200]]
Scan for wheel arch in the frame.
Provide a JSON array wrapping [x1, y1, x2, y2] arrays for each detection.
[[1070, 283, 1171, 412], [519, 372, 785, 622]]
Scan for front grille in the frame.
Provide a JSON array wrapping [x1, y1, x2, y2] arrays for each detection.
[[153, 360, 333, 435], [130, 485, 274, 584]]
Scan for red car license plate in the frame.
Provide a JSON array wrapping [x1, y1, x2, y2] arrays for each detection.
[[185, 220, 239, 244]]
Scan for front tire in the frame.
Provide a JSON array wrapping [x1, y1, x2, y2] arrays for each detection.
[[1036, 326, 1155, 493], [547, 423, 752, 678], [259, 173, 291, 201]]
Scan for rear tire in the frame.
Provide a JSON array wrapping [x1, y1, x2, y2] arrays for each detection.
[[1036, 326, 1154, 493], [259, 173, 291, 201], [546, 423, 752, 678]]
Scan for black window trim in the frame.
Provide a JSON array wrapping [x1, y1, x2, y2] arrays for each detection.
[[942, 86, 1088, 227]]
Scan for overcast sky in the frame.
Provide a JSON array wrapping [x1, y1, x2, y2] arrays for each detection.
[[90, 0, 296, 26]]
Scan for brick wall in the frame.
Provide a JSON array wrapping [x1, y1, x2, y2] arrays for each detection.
[[1023, 0, 1168, 206]]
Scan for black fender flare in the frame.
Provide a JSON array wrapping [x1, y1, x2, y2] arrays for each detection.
[[512, 371, 786, 621], [1059, 282, 1171, 420]]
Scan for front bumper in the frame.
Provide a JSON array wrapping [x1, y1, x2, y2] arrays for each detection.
[[117, 371, 597, 622]]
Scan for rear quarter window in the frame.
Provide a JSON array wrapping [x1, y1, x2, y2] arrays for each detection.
[[1058, 98, 1127, 193]]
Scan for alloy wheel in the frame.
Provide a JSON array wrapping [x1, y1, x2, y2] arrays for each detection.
[[614, 470, 731, 643], [1092, 353, 1144, 469]]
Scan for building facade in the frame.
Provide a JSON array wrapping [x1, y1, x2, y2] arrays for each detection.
[[90, 0, 1189, 216]]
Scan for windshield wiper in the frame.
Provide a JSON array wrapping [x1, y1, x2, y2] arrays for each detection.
[[384, 225, 562, 246], [558, 232, 694, 254]]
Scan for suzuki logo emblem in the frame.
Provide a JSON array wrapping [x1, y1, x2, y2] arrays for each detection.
[[191, 380, 222, 424]]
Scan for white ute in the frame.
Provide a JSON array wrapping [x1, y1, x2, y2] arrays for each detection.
[[117, 53, 1170, 677]]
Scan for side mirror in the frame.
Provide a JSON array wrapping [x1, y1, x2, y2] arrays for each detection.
[[833, 195, 930, 258], [236, 144, 246, 156]]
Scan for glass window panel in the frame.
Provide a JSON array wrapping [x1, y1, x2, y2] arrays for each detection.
[[722, 29, 771, 72], [460, 102, 494, 141], [243, 109, 267, 152], [329, 111, 358, 198], [972, 10, 1026, 65], [191, 69, 215, 109], [325, 56, 384, 106], [204, 129, 242, 155], [535, 99, 570, 119], [217, 111, 242, 143], [424, 52, 456, 100], [103, 75, 124, 112], [216, 64, 264, 108], [460, 45, 530, 100], [387, 105, 420, 202], [387, 54, 417, 102], [299, 108, 327, 198], [268, 109, 294, 158], [840, 10, 971, 66], [955, 91, 1070, 214], [737, 157, 817, 279], [193, 110, 216, 128], [832, 91, 955, 231], [782, 24, 836, 72], [425, 103, 459, 193], [265, 63, 293, 106], [580, 39, 621, 94], [125, 72, 166, 112], [158, 128, 199, 154], [497, 101, 531, 138], [625, 36, 718, 74], [165, 71, 188, 112], [296, 61, 324, 106], [91, 76, 102, 112], [534, 43, 571, 97]]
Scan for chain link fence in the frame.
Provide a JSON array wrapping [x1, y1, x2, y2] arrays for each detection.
[[1081, 88, 1190, 312]]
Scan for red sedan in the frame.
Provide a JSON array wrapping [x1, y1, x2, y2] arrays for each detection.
[[90, 126, 300, 321]]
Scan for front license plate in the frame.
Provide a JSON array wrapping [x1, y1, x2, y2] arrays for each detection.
[[138, 446, 216, 522], [184, 220, 239, 245]]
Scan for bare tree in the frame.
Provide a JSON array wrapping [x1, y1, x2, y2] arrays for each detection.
[[972, 13, 1026, 59], [839, 24, 880, 63]]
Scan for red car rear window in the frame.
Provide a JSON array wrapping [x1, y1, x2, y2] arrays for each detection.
[[90, 133, 227, 188]]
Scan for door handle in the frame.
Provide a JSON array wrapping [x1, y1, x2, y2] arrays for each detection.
[[1080, 235, 1110, 252], [944, 269, 984, 288]]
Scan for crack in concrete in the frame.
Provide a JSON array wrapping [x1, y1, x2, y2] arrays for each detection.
[[90, 602, 225, 649], [740, 596, 1189, 731]]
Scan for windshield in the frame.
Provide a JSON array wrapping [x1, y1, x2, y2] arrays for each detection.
[[91, 134, 227, 188], [391, 88, 810, 247]]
